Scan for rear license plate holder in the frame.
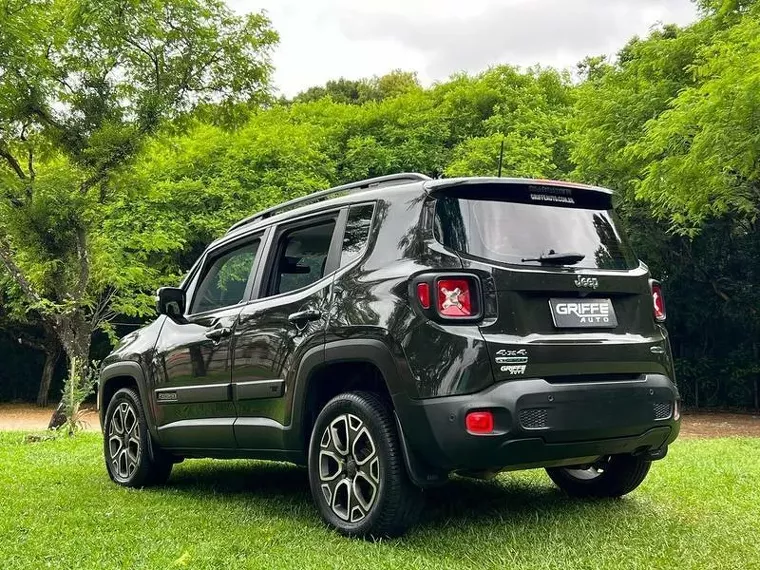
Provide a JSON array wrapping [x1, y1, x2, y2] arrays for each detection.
[[549, 298, 618, 328]]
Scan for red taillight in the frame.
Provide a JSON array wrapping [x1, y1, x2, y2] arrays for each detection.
[[652, 282, 666, 322], [465, 411, 494, 434], [416, 282, 431, 309], [413, 274, 481, 321], [437, 278, 472, 317]]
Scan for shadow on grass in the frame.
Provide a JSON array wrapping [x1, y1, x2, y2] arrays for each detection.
[[161, 459, 655, 540], [417, 475, 651, 530], [169, 460, 310, 498]]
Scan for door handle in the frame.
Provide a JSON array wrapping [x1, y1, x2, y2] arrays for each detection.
[[205, 326, 232, 341], [288, 309, 322, 324]]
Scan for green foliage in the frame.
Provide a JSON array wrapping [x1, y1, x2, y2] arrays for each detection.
[[291, 70, 422, 105], [0, 0, 277, 419], [115, 111, 335, 280], [1, 1, 759, 410], [442, 68, 574, 178], [57, 357, 98, 435], [632, 4, 760, 231], [572, 5, 760, 409]]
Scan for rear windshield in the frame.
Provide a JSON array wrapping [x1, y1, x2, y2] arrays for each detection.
[[434, 195, 638, 270]]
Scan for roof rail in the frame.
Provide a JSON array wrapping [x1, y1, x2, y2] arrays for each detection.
[[227, 172, 430, 233]]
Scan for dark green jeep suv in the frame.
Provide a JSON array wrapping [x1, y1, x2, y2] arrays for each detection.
[[98, 173, 680, 537]]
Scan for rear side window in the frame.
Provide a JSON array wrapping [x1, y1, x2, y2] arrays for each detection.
[[434, 192, 637, 270], [340, 204, 375, 267], [268, 220, 337, 296]]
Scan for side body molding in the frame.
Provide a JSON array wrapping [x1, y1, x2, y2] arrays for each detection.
[[98, 361, 159, 439]]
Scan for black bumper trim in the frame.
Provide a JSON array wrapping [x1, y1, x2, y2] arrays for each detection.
[[392, 374, 681, 473]]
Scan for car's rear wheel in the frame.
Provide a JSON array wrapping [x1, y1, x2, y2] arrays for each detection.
[[546, 454, 651, 498], [308, 391, 423, 538], [103, 387, 173, 487]]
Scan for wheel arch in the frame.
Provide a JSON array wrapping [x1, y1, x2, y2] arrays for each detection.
[[289, 339, 407, 457], [99, 361, 157, 438]]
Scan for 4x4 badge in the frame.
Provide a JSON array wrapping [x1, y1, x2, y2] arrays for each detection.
[[495, 349, 529, 374], [574, 276, 599, 289]]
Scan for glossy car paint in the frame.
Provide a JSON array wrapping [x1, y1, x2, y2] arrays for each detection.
[[153, 304, 241, 448], [99, 176, 680, 477]]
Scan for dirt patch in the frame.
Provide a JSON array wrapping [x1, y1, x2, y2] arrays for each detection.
[[679, 410, 760, 439], [1, 404, 759, 437], [0, 403, 99, 432]]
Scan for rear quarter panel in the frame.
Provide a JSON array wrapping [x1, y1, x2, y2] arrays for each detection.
[[326, 196, 494, 399]]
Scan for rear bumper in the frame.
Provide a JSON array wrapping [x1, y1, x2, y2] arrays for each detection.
[[393, 374, 680, 473]]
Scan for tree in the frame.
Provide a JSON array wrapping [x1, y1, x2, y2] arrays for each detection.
[[630, 2, 760, 408], [0, 0, 278, 422], [119, 109, 337, 265], [293, 78, 364, 105], [631, 3, 760, 231], [292, 70, 421, 106], [359, 70, 422, 102], [443, 67, 574, 178], [571, 4, 760, 408]]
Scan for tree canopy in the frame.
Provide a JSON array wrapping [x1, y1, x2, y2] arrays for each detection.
[[1, 0, 758, 410], [0, 0, 278, 417]]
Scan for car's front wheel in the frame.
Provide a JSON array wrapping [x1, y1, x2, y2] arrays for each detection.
[[103, 387, 173, 487], [308, 391, 423, 538], [546, 454, 651, 498]]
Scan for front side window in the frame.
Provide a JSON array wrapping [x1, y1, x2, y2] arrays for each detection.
[[190, 238, 260, 313], [268, 219, 337, 296], [340, 203, 375, 267]]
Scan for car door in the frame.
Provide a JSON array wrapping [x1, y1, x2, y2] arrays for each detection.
[[152, 233, 263, 449], [232, 211, 343, 450]]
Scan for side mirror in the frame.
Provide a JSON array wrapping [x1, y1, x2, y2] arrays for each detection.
[[156, 287, 186, 317]]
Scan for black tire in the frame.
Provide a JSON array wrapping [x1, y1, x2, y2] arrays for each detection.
[[546, 454, 651, 498], [103, 387, 173, 487], [307, 391, 423, 538]]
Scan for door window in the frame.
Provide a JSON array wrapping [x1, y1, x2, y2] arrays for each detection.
[[268, 220, 336, 296], [340, 203, 375, 267], [190, 238, 260, 314]]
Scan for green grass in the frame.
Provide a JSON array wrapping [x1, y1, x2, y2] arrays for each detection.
[[1, 433, 758, 569]]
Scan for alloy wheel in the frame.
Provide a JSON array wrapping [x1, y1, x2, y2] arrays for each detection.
[[318, 413, 380, 523], [108, 401, 141, 481]]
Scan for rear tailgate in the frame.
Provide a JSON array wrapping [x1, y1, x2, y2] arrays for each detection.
[[478, 265, 669, 382], [430, 179, 672, 383]]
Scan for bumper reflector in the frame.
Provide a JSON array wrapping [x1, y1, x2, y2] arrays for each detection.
[[465, 411, 494, 434]]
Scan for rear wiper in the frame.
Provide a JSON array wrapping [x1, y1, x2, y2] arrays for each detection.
[[521, 250, 585, 265]]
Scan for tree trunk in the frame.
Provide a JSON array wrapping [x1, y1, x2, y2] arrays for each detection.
[[48, 314, 92, 429], [36, 345, 60, 407]]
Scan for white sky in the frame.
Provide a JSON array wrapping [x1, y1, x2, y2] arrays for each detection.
[[228, 0, 700, 97]]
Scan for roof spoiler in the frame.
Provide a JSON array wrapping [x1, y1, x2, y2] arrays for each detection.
[[425, 177, 614, 208], [425, 177, 613, 195]]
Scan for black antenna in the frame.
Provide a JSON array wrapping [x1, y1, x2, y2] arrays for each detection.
[[497, 139, 505, 177]]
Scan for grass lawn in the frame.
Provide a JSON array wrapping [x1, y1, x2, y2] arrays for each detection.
[[1, 433, 758, 569]]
